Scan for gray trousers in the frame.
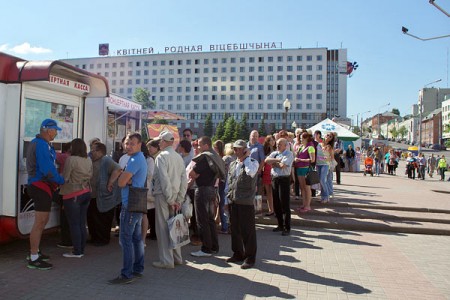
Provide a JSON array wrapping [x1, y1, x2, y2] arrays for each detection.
[[155, 194, 182, 266]]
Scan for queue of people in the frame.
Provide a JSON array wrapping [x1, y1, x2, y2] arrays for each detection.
[[26, 118, 447, 282]]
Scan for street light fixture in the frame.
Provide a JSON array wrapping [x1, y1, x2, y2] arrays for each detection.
[[401, 26, 450, 41], [360, 110, 371, 139], [283, 98, 291, 130], [418, 79, 442, 152], [378, 103, 390, 138]]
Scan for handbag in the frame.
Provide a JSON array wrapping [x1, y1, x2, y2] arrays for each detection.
[[305, 165, 320, 185], [127, 186, 148, 213], [167, 213, 190, 249]]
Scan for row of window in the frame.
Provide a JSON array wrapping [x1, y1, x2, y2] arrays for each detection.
[[77, 54, 323, 70], [160, 103, 323, 111], [149, 84, 324, 93], [108, 74, 326, 85], [178, 112, 322, 122], [99, 65, 323, 76]]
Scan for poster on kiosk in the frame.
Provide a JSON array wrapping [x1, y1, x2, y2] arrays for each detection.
[[0, 52, 109, 243]]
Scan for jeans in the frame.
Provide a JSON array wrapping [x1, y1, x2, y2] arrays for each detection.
[[218, 180, 228, 232], [119, 206, 144, 278], [194, 186, 219, 253], [316, 164, 330, 200], [374, 161, 380, 176], [326, 168, 334, 196], [63, 192, 91, 255]]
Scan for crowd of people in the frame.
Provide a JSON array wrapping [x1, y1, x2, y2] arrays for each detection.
[[25, 118, 448, 284]]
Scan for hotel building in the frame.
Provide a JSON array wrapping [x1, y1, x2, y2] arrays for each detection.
[[64, 45, 348, 133]]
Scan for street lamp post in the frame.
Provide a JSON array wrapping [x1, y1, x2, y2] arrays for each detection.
[[360, 110, 371, 139], [418, 79, 442, 152], [283, 98, 291, 130], [378, 103, 390, 138]]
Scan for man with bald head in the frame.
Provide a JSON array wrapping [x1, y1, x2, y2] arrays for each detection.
[[265, 138, 294, 236]]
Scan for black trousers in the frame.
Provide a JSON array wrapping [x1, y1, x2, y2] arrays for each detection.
[[59, 198, 72, 245], [87, 198, 115, 244], [229, 203, 257, 263], [146, 208, 156, 239], [194, 186, 219, 253], [272, 176, 291, 230]]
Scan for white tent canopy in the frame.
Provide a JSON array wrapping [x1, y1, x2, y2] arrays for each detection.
[[307, 118, 360, 141]]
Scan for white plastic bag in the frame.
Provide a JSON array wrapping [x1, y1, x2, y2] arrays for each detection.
[[181, 194, 193, 219], [167, 213, 190, 249]]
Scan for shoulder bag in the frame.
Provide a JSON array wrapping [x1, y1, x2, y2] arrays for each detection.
[[305, 165, 320, 186]]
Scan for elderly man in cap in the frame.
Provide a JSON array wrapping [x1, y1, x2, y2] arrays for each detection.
[[152, 131, 188, 268], [26, 119, 65, 270], [226, 140, 259, 269]]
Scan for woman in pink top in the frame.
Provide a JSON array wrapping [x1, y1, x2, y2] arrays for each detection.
[[59, 138, 93, 258], [294, 132, 315, 212]]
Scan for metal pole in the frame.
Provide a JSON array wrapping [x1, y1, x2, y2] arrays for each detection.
[[284, 107, 288, 130]]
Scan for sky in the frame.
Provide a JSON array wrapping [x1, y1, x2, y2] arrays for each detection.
[[1, 0, 449, 124]]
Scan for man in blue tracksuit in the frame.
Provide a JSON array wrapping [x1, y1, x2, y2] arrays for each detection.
[[26, 119, 65, 270]]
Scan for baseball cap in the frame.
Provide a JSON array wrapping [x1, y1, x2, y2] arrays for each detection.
[[41, 119, 62, 131], [154, 130, 174, 142], [233, 139, 247, 148]]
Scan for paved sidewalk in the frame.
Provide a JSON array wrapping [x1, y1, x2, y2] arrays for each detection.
[[1, 225, 450, 299]]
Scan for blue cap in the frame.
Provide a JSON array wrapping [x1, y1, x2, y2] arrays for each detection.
[[41, 119, 62, 131]]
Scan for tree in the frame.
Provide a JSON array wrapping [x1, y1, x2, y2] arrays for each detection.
[[352, 125, 361, 135], [222, 117, 236, 143], [133, 87, 155, 109], [214, 121, 225, 141], [233, 122, 242, 141], [391, 108, 400, 116], [203, 113, 213, 137], [390, 127, 398, 139], [258, 118, 267, 137], [239, 113, 250, 140], [398, 125, 407, 139]]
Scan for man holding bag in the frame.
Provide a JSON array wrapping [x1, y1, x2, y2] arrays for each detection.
[[108, 133, 147, 285], [152, 131, 188, 269]]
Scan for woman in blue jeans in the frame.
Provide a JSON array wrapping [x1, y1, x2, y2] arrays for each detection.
[[60, 138, 93, 258]]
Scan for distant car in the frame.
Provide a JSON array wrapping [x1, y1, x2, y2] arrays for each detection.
[[431, 144, 445, 151]]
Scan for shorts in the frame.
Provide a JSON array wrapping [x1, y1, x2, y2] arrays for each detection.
[[296, 167, 309, 177], [27, 184, 52, 212]]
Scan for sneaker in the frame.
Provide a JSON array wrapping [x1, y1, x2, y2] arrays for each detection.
[[57, 243, 73, 249], [63, 252, 84, 258], [26, 251, 50, 262], [281, 229, 290, 236], [132, 272, 143, 278], [27, 257, 53, 270], [241, 261, 255, 270], [190, 250, 212, 257], [108, 275, 134, 285]]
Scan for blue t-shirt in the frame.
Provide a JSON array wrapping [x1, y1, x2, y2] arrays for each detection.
[[248, 142, 265, 164], [121, 152, 148, 206]]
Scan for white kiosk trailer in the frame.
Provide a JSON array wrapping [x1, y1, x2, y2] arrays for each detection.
[[0, 52, 109, 243]]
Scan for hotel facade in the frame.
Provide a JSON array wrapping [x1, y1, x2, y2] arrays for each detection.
[[64, 44, 348, 134]]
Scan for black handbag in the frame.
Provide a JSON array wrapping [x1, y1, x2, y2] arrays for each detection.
[[127, 186, 148, 213], [305, 165, 320, 185]]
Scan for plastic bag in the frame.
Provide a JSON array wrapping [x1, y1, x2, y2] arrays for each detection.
[[167, 213, 190, 249]]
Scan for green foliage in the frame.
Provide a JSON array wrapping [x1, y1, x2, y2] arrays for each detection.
[[391, 108, 400, 116], [203, 113, 213, 137], [238, 113, 250, 140], [222, 117, 236, 143], [133, 87, 155, 109], [389, 127, 399, 139], [352, 126, 360, 135], [398, 125, 407, 138], [258, 118, 267, 137], [233, 122, 241, 141], [214, 121, 225, 141]]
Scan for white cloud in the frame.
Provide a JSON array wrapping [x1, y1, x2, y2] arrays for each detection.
[[0, 42, 52, 55]]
